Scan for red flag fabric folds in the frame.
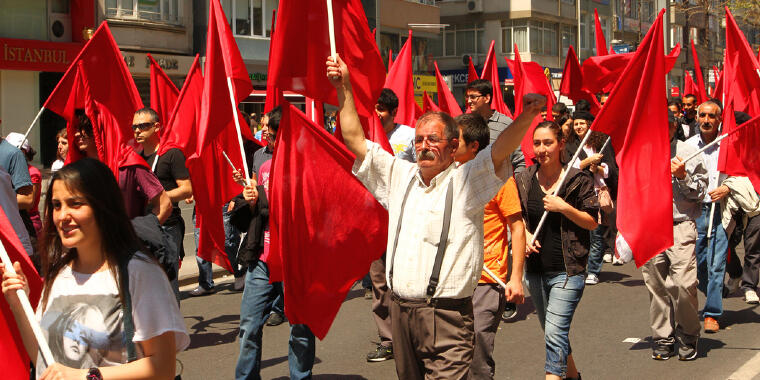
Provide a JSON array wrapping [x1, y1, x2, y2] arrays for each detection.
[[196, 0, 252, 161], [422, 91, 440, 113], [264, 10, 284, 113], [712, 66, 723, 99], [434, 61, 463, 117], [690, 40, 709, 104], [591, 9, 673, 267], [683, 71, 697, 98], [480, 40, 512, 118], [269, 0, 385, 118], [148, 53, 180, 131], [385, 31, 417, 127], [270, 102, 388, 339], [594, 9, 609, 56], [305, 97, 326, 128], [559, 46, 601, 114], [159, 55, 203, 156], [0, 204, 43, 380], [467, 55, 479, 83], [582, 45, 680, 95]]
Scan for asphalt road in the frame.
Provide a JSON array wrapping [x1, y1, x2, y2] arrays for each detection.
[[175, 259, 760, 380]]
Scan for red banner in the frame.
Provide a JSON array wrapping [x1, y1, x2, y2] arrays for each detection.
[[0, 38, 83, 72]]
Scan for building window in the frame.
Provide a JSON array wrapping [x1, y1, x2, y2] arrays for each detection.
[[222, 0, 278, 38], [529, 21, 558, 55], [437, 23, 485, 57], [671, 25, 683, 49], [561, 25, 576, 56], [105, 0, 181, 24], [501, 20, 528, 54], [580, 15, 587, 50]]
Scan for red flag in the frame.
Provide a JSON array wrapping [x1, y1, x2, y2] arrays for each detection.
[[683, 71, 697, 97], [559, 45, 601, 114], [690, 40, 709, 104], [0, 204, 43, 380], [148, 53, 180, 130], [712, 66, 723, 99], [467, 55, 479, 83], [594, 9, 609, 56], [582, 44, 680, 95], [388, 49, 394, 72], [269, 102, 388, 339], [422, 91, 440, 113], [385, 31, 417, 127], [718, 7, 760, 191], [269, 0, 385, 118], [196, 0, 253, 160], [305, 97, 325, 128], [506, 44, 556, 165], [264, 10, 285, 113], [434, 61, 462, 117], [159, 55, 203, 156], [481, 40, 513, 118], [592, 9, 672, 267]]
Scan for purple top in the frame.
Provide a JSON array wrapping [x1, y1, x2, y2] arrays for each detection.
[[118, 165, 164, 220]]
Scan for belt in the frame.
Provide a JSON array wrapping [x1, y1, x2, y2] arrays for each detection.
[[391, 293, 472, 309]]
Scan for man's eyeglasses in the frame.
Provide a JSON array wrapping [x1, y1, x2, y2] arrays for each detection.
[[414, 135, 448, 145], [132, 122, 156, 131], [466, 94, 485, 101]]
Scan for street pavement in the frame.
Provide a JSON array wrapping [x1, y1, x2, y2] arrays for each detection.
[[175, 239, 760, 379]]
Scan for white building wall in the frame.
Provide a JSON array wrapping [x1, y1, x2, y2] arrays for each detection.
[[0, 70, 40, 163]]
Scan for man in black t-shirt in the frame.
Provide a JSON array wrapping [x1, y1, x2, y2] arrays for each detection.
[[133, 108, 193, 300]]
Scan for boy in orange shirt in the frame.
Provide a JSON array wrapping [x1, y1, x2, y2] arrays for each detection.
[[454, 113, 526, 379]]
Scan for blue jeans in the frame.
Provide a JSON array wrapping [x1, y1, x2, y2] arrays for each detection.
[[236, 260, 315, 380], [695, 202, 728, 319], [194, 203, 245, 289], [587, 225, 608, 276], [526, 272, 585, 378]]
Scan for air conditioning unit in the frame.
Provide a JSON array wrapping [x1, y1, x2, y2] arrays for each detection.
[[466, 0, 483, 13], [49, 13, 71, 42]]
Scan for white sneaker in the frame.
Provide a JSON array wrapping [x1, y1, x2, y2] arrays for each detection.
[[585, 273, 599, 285], [744, 289, 760, 304], [603, 253, 613, 263], [612, 256, 624, 266], [234, 276, 245, 291]]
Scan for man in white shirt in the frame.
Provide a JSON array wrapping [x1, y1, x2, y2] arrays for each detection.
[[327, 55, 545, 379]]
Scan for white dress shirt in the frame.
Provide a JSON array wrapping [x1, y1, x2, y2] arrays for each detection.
[[686, 133, 726, 203], [353, 140, 510, 299]]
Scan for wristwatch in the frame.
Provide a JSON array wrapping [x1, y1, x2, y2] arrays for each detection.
[[86, 367, 103, 380]]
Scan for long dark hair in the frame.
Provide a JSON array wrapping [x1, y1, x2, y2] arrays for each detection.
[[39, 158, 144, 310]]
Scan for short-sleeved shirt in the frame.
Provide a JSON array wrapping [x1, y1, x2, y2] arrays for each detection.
[[480, 177, 522, 283], [387, 124, 416, 162], [0, 167, 33, 256], [140, 148, 190, 226], [252, 146, 273, 178], [118, 165, 165, 220], [486, 112, 525, 171], [34, 253, 190, 377], [353, 140, 510, 299], [0, 139, 32, 191]]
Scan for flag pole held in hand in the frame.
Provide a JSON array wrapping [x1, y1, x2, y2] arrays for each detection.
[[222, 150, 246, 186], [326, 0, 337, 57], [0, 241, 55, 367], [529, 129, 593, 245], [225, 77, 251, 186], [482, 265, 507, 288]]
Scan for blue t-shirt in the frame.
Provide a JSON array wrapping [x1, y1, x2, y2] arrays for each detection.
[[0, 139, 32, 191]]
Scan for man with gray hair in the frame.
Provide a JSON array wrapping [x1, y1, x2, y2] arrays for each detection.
[[327, 55, 545, 379]]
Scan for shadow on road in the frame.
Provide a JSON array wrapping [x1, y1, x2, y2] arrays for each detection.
[[185, 314, 241, 349], [720, 305, 760, 329], [344, 287, 367, 302], [273, 375, 366, 380], [628, 336, 727, 358]]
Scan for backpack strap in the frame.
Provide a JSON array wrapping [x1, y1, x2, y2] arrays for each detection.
[[118, 253, 138, 362]]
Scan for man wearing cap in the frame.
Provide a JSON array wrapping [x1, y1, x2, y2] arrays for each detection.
[[0, 133, 33, 212]]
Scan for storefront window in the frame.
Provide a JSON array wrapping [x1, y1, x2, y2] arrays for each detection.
[[0, 1, 47, 40], [223, 0, 278, 38], [106, 0, 180, 24], [436, 23, 484, 57]]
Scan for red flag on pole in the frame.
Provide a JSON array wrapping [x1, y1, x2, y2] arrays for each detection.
[[434, 61, 462, 117], [305, 97, 325, 128], [264, 10, 284, 113], [467, 55, 479, 83], [385, 30, 417, 127], [690, 40, 709, 104], [582, 44, 680, 95], [422, 91, 440, 113], [148, 53, 180, 131], [269, 0, 385, 118], [594, 9, 609, 56], [0, 204, 43, 380], [269, 101, 388, 339], [591, 9, 672, 267], [683, 71, 697, 97], [481, 40, 513, 118], [711, 66, 723, 99], [159, 55, 203, 156], [506, 44, 556, 164], [387, 49, 394, 73], [559, 45, 601, 114]]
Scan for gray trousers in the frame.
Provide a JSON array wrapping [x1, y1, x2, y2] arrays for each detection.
[[369, 254, 392, 347], [469, 283, 506, 380], [641, 220, 700, 346], [740, 214, 760, 291]]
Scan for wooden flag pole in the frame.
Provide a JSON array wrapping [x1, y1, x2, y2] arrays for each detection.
[[0, 241, 55, 367], [529, 129, 593, 245], [17, 108, 45, 149], [482, 265, 507, 288], [225, 77, 251, 186], [326, 0, 337, 57]]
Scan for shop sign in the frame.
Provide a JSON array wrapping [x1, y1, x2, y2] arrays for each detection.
[[121, 51, 195, 76], [671, 86, 680, 98], [413, 75, 436, 94], [0, 38, 83, 72]]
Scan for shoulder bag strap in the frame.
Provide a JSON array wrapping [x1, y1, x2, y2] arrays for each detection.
[[425, 180, 454, 301], [118, 255, 138, 362], [387, 176, 417, 292]]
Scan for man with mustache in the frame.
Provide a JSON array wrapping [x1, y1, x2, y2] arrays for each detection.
[[685, 100, 729, 333], [327, 56, 545, 379]]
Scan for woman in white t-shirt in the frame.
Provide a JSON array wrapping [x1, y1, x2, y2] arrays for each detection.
[[1, 158, 189, 380]]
